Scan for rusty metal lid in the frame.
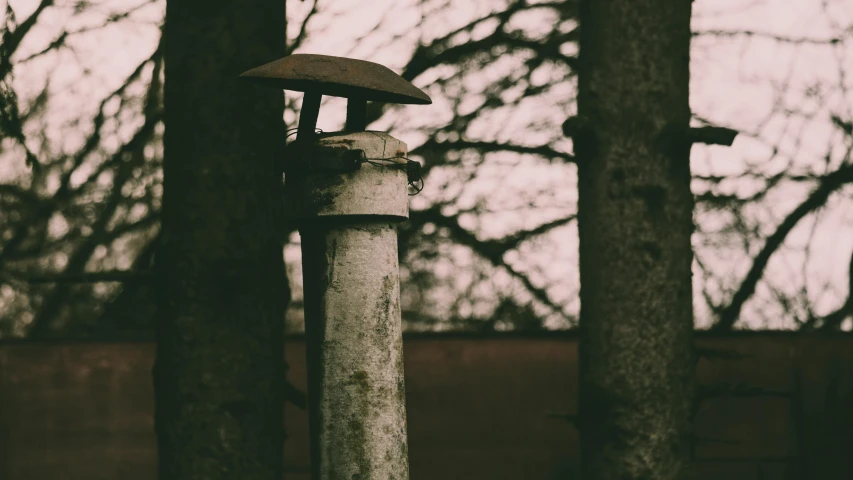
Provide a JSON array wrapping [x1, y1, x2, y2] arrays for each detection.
[[240, 54, 431, 105]]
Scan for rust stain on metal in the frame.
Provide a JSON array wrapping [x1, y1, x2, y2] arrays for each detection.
[[240, 54, 431, 105]]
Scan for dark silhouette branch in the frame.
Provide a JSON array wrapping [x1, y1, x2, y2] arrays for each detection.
[[410, 138, 574, 163], [18, 1, 156, 64], [3, 0, 54, 60], [693, 29, 844, 45], [0, 36, 162, 274], [408, 206, 574, 317], [286, 0, 318, 55], [403, 28, 576, 82], [713, 162, 853, 330], [25, 83, 162, 337], [687, 126, 739, 146], [815, 249, 853, 330]]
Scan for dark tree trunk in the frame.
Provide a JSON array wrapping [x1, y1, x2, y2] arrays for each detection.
[[154, 1, 288, 478], [573, 0, 695, 478]]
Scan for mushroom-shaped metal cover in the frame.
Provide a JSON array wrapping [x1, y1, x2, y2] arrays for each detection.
[[240, 54, 431, 105]]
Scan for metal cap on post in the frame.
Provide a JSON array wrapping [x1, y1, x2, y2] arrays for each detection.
[[285, 131, 411, 221], [241, 54, 430, 480], [241, 54, 431, 140]]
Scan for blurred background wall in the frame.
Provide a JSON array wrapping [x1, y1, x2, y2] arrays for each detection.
[[2, 333, 852, 480]]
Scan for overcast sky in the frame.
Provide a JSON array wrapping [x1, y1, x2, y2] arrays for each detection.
[[4, 0, 852, 330]]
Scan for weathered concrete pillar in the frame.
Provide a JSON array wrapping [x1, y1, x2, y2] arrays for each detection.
[[288, 131, 410, 480]]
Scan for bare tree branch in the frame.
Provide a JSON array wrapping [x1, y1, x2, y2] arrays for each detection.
[[411, 139, 574, 163], [24, 59, 163, 337], [3, 0, 54, 60], [688, 126, 739, 146], [814, 249, 853, 330], [286, 0, 318, 55], [693, 29, 844, 45], [713, 162, 853, 330], [408, 206, 574, 318]]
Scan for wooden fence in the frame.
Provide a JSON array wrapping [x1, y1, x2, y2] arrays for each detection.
[[1, 333, 852, 479]]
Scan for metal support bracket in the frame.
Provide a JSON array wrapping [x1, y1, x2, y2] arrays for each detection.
[[281, 145, 364, 174]]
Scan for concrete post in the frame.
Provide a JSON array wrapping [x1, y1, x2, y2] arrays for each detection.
[[288, 131, 410, 480]]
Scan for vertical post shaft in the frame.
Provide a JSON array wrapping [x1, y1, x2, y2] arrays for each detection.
[[287, 132, 411, 480], [301, 223, 408, 480]]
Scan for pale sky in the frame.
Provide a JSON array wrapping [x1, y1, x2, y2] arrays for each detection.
[[3, 0, 852, 331]]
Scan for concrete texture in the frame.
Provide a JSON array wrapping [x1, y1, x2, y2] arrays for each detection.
[[301, 224, 408, 480], [291, 131, 411, 479], [285, 131, 410, 220]]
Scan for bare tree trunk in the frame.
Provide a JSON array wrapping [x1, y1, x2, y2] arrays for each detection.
[[571, 1, 695, 478], [154, 1, 288, 478]]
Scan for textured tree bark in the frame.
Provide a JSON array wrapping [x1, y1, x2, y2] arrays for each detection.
[[154, 1, 288, 479], [573, 1, 695, 479]]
